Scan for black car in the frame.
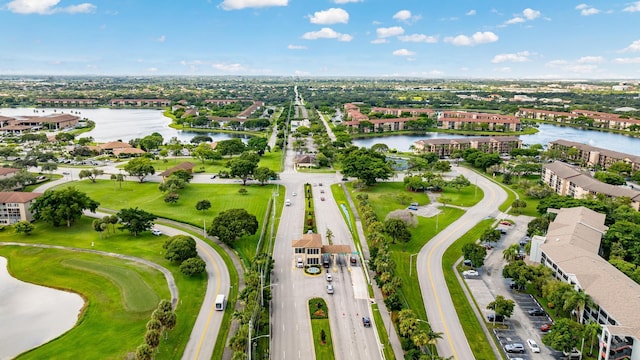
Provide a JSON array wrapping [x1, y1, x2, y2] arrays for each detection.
[[362, 316, 371, 327], [487, 313, 504, 322], [528, 308, 546, 316]]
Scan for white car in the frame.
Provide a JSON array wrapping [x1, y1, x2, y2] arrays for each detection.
[[326, 273, 333, 282], [463, 269, 479, 277], [292, 192, 297, 196], [527, 339, 540, 353], [326, 284, 334, 294], [151, 228, 163, 236]]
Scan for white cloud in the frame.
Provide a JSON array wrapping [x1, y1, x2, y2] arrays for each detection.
[[308, 8, 349, 25], [376, 26, 405, 38], [147, 67, 158, 73], [370, 38, 388, 44], [566, 64, 598, 73], [156, 35, 166, 43], [575, 4, 600, 16], [613, 57, 640, 63], [466, 9, 476, 16], [393, 49, 415, 56], [444, 31, 498, 46], [505, 17, 525, 25], [332, 0, 361, 3], [504, 8, 541, 25], [577, 56, 604, 63], [398, 34, 438, 43], [220, 0, 287, 10], [491, 51, 531, 63], [212, 62, 246, 72], [623, 1, 640, 12], [393, 10, 411, 21], [301, 27, 353, 42], [621, 39, 640, 52], [546, 59, 568, 67], [523, 8, 541, 20], [287, 44, 307, 50], [6, 0, 96, 14]]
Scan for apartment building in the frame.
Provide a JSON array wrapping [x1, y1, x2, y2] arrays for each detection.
[[0, 114, 80, 134], [529, 207, 639, 360], [412, 136, 522, 157], [542, 161, 640, 210], [517, 108, 640, 131], [0, 192, 42, 225], [36, 98, 98, 107], [439, 111, 521, 132], [109, 99, 171, 107], [549, 139, 640, 172]]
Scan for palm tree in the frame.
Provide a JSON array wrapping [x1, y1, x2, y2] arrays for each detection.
[[563, 290, 593, 323], [426, 328, 444, 359], [503, 244, 521, 262]]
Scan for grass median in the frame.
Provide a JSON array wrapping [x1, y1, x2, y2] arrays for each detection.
[[309, 298, 335, 360]]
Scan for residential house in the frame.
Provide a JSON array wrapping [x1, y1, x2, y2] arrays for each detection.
[[0, 191, 42, 225], [0, 168, 20, 181], [158, 162, 195, 181], [295, 154, 317, 168]]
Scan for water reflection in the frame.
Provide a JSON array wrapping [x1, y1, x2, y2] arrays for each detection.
[[0, 256, 84, 359]]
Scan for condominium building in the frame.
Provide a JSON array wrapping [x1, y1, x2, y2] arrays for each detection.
[[0, 192, 42, 225], [439, 111, 521, 132], [517, 108, 640, 131], [412, 136, 522, 157], [529, 207, 639, 360], [549, 139, 640, 172]]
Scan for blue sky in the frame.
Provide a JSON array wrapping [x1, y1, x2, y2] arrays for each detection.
[[1, 0, 639, 79]]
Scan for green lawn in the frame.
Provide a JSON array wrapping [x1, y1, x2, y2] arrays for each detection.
[[442, 219, 497, 360], [54, 179, 275, 264], [309, 298, 335, 360], [116, 150, 284, 174], [0, 218, 206, 360], [494, 174, 542, 217]]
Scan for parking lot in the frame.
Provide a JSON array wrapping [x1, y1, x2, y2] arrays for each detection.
[[494, 327, 531, 359]]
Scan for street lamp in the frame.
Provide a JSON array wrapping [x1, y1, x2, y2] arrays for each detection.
[[409, 253, 419, 277]]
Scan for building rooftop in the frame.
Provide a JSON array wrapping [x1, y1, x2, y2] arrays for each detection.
[[0, 191, 42, 203]]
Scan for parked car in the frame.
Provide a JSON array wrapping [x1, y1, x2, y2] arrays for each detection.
[[463, 269, 479, 277], [362, 316, 371, 327], [540, 323, 553, 332], [500, 221, 511, 226], [350, 255, 357, 264], [487, 313, 504, 322], [504, 343, 525, 353], [463, 259, 473, 267], [563, 348, 581, 359], [528, 308, 546, 316], [210, 174, 217, 179], [527, 339, 540, 353], [326, 273, 333, 282], [326, 284, 334, 294], [151, 228, 163, 236], [407, 205, 418, 211]]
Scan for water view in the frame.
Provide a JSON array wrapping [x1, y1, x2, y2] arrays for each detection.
[[0, 108, 244, 143], [0, 257, 84, 360], [352, 124, 640, 157]]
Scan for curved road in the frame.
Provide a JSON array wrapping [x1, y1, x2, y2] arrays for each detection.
[[417, 166, 507, 359], [33, 172, 231, 360]]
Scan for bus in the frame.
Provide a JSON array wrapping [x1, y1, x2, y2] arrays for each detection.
[[215, 294, 226, 311]]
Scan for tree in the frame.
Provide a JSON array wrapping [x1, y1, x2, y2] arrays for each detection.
[[447, 175, 471, 192], [55, 132, 75, 142], [385, 209, 418, 228], [208, 208, 259, 245], [144, 329, 161, 349], [383, 218, 411, 244], [117, 207, 157, 236], [228, 152, 260, 185], [14, 220, 34, 235], [135, 343, 153, 360], [163, 235, 198, 263], [217, 138, 246, 157], [397, 309, 418, 337], [190, 135, 213, 144], [0, 146, 19, 160], [503, 244, 521, 263], [432, 160, 451, 173], [341, 147, 393, 186], [164, 192, 180, 203], [195, 199, 211, 213], [92, 218, 107, 239], [462, 243, 487, 268], [78, 168, 104, 183], [41, 162, 58, 174], [370, 143, 389, 153], [247, 137, 269, 154], [31, 187, 99, 227], [486, 295, 515, 322], [253, 166, 277, 185], [192, 142, 217, 166], [124, 157, 155, 183], [110, 173, 125, 189], [180, 257, 206, 276], [563, 290, 593, 323], [542, 318, 584, 353]]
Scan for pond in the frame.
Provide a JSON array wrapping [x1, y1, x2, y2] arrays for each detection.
[[352, 124, 640, 156], [0, 256, 84, 359], [0, 107, 247, 143]]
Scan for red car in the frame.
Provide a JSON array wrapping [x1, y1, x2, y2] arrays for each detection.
[[500, 221, 511, 226], [540, 323, 552, 332]]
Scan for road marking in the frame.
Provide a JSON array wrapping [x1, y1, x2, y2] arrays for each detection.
[[192, 242, 222, 360]]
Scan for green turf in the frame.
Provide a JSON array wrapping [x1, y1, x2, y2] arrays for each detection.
[[0, 217, 207, 360], [53, 179, 274, 264], [309, 298, 335, 360]]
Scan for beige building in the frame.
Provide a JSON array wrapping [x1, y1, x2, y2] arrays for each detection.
[[529, 207, 639, 360], [549, 139, 640, 172], [412, 136, 522, 157], [0, 192, 42, 225], [291, 233, 352, 267], [542, 161, 640, 210]]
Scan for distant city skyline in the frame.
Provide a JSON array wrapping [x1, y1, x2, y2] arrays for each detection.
[[1, 0, 639, 79]]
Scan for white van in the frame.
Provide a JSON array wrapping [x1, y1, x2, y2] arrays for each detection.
[[296, 257, 304, 268], [215, 294, 226, 311]]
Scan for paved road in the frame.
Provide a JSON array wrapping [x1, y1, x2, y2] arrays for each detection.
[[417, 166, 508, 359]]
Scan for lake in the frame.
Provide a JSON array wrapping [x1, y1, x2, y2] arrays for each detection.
[[352, 124, 640, 156], [0, 107, 245, 143], [0, 256, 84, 359]]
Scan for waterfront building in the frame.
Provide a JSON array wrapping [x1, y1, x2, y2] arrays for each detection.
[[439, 111, 521, 132], [0, 114, 80, 134], [412, 136, 522, 158], [109, 99, 171, 107], [36, 98, 98, 107], [517, 108, 640, 131], [549, 139, 640, 172], [0, 192, 42, 225]]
